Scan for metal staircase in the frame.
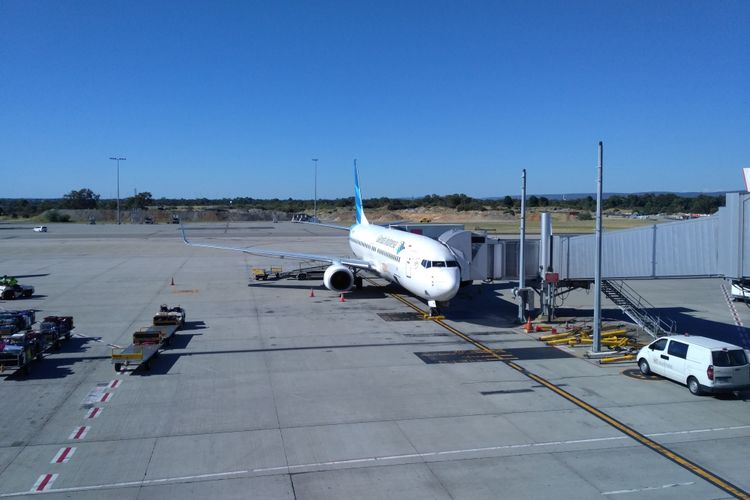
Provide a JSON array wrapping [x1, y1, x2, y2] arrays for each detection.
[[601, 280, 676, 339]]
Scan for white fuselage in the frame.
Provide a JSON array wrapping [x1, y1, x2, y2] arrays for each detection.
[[349, 224, 460, 302]]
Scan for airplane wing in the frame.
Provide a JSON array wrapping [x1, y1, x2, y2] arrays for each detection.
[[180, 226, 374, 270], [293, 220, 352, 231]]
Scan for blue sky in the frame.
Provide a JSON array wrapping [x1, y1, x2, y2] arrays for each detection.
[[1, 1, 748, 199]]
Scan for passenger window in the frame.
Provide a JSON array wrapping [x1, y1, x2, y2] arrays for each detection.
[[650, 338, 668, 351], [712, 350, 748, 367], [667, 341, 688, 359]]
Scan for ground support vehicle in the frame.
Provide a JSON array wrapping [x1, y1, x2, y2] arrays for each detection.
[[251, 267, 283, 281], [153, 304, 186, 327], [0, 310, 35, 335], [0, 331, 42, 375], [637, 335, 750, 395], [730, 280, 750, 301], [111, 305, 185, 372], [250, 265, 327, 282], [0, 281, 34, 300], [37, 316, 74, 350], [0, 313, 74, 375]]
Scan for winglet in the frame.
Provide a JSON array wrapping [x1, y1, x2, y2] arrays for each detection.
[[743, 168, 750, 192], [354, 159, 369, 225]]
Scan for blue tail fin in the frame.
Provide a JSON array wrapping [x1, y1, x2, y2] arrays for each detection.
[[354, 159, 369, 225]]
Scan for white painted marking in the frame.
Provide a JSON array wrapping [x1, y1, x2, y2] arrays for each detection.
[[1, 424, 747, 498], [68, 426, 89, 440], [649, 424, 750, 437], [31, 474, 58, 492], [81, 385, 108, 406], [100, 392, 112, 403], [109, 379, 121, 389], [51, 447, 76, 464], [86, 407, 102, 419], [602, 481, 695, 495]]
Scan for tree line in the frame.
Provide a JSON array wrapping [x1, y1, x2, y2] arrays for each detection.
[[0, 188, 726, 219]]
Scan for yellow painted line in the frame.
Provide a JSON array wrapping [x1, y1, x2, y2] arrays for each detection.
[[373, 280, 750, 499]]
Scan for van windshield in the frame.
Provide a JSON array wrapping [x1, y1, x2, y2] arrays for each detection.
[[712, 350, 748, 367]]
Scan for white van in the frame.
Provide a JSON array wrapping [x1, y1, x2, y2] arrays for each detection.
[[730, 280, 750, 301], [637, 335, 750, 395]]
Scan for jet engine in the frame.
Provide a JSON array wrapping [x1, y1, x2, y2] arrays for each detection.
[[323, 264, 354, 292]]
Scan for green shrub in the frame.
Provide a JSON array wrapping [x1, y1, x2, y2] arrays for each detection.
[[45, 210, 71, 223]]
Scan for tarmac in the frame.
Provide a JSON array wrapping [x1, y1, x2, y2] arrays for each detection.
[[0, 221, 749, 499]]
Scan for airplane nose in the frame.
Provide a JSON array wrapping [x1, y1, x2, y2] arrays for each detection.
[[431, 270, 460, 301]]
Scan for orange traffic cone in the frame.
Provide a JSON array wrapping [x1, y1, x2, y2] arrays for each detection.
[[170, 277, 175, 286], [523, 316, 533, 332], [309, 289, 315, 298], [339, 293, 345, 302]]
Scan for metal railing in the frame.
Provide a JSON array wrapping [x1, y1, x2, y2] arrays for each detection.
[[601, 280, 676, 338]]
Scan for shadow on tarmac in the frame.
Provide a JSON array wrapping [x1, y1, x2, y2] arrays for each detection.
[[181, 320, 206, 331], [445, 283, 520, 328], [127, 332, 199, 376], [2, 337, 102, 381]]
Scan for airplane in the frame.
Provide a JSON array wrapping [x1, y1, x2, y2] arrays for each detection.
[[181, 161, 461, 316]]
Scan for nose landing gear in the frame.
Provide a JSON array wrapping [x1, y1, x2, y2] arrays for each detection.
[[426, 300, 445, 319]]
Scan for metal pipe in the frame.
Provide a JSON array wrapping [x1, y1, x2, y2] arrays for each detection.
[[518, 169, 527, 323], [109, 157, 126, 225], [540, 212, 552, 319], [312, 158, 319, 221], [593, 142, 603, 352]]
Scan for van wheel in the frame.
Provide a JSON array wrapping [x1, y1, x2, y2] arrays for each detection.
[[687, 376, 703, 395], [638, 359, 651, 375]]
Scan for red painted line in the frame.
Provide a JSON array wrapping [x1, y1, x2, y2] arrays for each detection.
[[109, 379, 121, 389], [100, 392, 111, 403], [51, 446, 76, 464], [86, 407, 102, 419], [32, 473, 58, 492], [69, 426, 89, 440]]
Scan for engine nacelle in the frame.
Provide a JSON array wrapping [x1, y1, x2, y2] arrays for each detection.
[[323, 264, 354, 292]]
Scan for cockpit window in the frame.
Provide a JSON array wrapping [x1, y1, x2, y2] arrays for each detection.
[[422, 260, 458, 268]]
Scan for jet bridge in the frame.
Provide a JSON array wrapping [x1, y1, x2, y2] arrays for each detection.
[[535, 193, 750, 336], [392, 224, 539, 283], [400, 193, 750, 335], [550, 193, 750, 281], [436, 229, 539, 283]]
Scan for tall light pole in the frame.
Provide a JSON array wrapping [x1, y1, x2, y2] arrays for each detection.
[[109, 157, 126, 224], [312, 158, 319, 221]]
